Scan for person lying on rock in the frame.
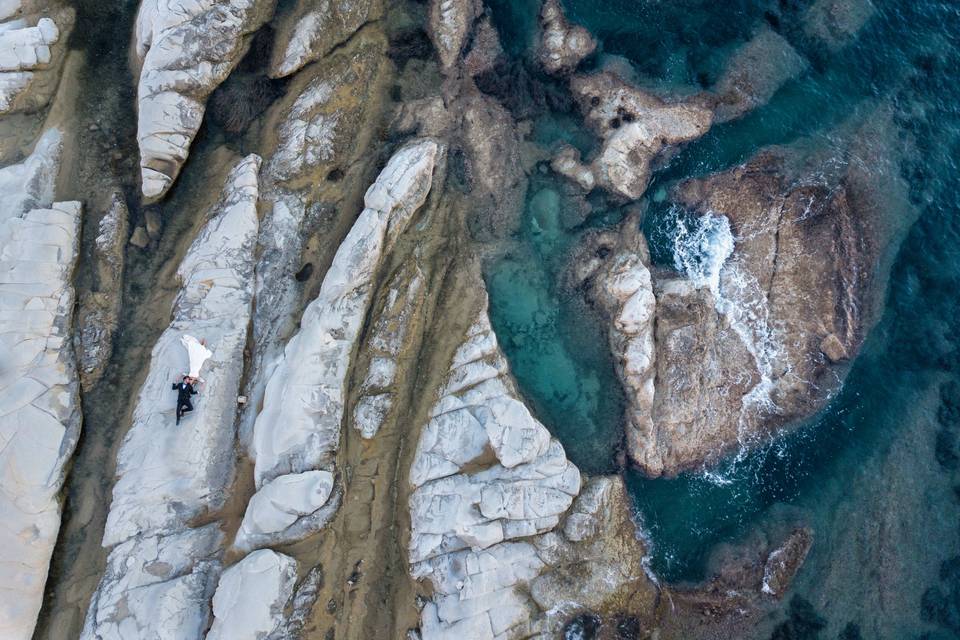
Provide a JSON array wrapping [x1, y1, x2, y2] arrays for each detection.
[[172, 375, 200, 425]]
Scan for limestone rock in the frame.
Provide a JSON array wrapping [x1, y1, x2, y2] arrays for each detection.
[[246, 140, 440, 543], [266, 38, 386, 185], [101, 154, 261, 547], [234, 470, 341, 552], [711, 26, 808, 123], [133, 0, 275, 198], [570, 217, 659, 476], [556, 72, 713, 200], [76, 191, 128, 390], [81, 526, 224, 640], [239, 35, 387, 449], [0, 130, 81, 640], [428, 0, 480, 70], [538, 0, 595, 75], [207, 550, 298, 640], [409, 303, 582, 638], [268, 0, 381, 78], [0, 6, 73, 115]]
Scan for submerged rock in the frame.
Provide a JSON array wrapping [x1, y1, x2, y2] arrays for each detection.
[[133, 0, 275, 198], [206, 550, 299, 640], [268, 0, 381, 78], [0, 132, 81, 640], [245, 139, 441, 546], [537, 0, 596, 76], [0, 3, 74, 115], [803, 0, 876, 52], [710, 26, 808, 123], [555, 72, 713, 200], [81, 155, 261, 640]]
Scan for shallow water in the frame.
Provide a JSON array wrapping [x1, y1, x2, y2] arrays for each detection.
[[485, 0, 960, 636]]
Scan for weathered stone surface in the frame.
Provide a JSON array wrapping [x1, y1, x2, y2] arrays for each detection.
[[268, 0, 380, 78], [234, 470, 338, 552], [0, 129, 81, 640], [239, 36, 387, 449], [246, 140, 440, 544], [81, 525, 224, 640], [461, 93, 527, 239], [80, 156, 261, 640], [76, 191, 128, 390], [0, 5, 73, 115], [555, 72, 713, 200], [133, 0, 275, 198], [462, 16, 503, 77], [409, 304, 583, 638], [711, 26, 807, 123], [569, 216, 660, 476], [102, 154, 260, 546], [207, 550, 298, 640], [537, 0, 595, 75], [353, 257, 425, 438], [428, 0, 480, 70]]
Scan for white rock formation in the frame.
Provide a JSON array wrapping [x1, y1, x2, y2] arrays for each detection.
[[428, 0, 480, 69], [242, 139, 440, 548], [0, 129, 82, 640], [409, 305, 581, 638], [555, 72, 713, 200], [269, 0, 380, 78], [81, 156, 261, 640], [0, 6, 72, 115], [82, 525, 224, 640], [133, 0, 274, 198], [593, 228, 657, 477], [206, 550, 298, 640], [234, 470, 341, 552], [538, 0, 595, 75], [101, 154, 261, 546], [239, 39, 385, 449]]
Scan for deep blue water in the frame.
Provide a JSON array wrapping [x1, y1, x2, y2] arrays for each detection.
[[484, 0, 960, 636]]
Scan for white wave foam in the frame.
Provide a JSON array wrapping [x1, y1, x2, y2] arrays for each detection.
[[672, 211, 784, 462]]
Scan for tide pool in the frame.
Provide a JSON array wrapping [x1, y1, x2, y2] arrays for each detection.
[[485, 0, 960, 636]]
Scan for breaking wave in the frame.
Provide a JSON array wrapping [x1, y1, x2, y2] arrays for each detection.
[[672, 211, 784, 474]]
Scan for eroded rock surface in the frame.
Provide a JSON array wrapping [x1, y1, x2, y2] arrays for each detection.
[[428, 0, 480, 70], [76, 191, 127, 390], [206, 550, 298, 640], [554, 72, 713, 200], [269, 0, 381, 78], [133, 0, 275, 198], [538, 0, 595, 75], [0, 2, 73, 115], [81, 155, 261, 640], [239, 35, 387, 449], [0, 130, 81, 640], [245, 139, 440, 547]]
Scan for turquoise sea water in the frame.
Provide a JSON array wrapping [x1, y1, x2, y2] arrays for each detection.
[[484, 0, 960, 636]]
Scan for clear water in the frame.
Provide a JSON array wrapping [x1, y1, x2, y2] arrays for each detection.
[[484, 0, 960, 636]]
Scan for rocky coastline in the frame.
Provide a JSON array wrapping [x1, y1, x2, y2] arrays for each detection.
[[0, 0, 904, 638]]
